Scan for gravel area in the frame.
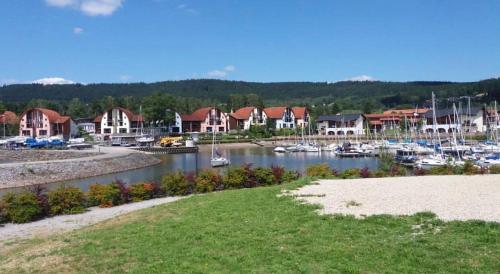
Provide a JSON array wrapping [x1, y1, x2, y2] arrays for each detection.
[[0, 147, 161, 189], [0, 196, 185, 244], [290, 175, 500, 222], [0, 150, 101, 164]]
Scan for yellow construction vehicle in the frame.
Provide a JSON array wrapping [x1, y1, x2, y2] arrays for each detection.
[[159, 136, 183, 147]]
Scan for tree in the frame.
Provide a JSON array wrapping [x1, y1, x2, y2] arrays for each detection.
[[0, 100, 5, 113], [142, 92, 176, 123], [67, 98, 88, 118]]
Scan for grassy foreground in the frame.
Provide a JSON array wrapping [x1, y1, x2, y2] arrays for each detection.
[[1, 179, 499, 273]]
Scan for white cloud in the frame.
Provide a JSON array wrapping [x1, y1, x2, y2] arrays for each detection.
[[0, 79, 20, 86], [224, 65, 236, 72], [177, 3, 198, 15], [119, 75, 131, 82], [32, 77, 76, 85], [45, 0, 77, 7], [73, 27, 84, 34], [45, 0, 123, 16], [206, 70, 227, 78], [344, 75, 377, 82], [206, 65, 236, 78]]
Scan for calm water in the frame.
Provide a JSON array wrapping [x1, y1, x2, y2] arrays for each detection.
[[0, 147, 379, 194]]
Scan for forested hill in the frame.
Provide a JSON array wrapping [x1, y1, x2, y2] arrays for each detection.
[[1, 78, 499, 107]]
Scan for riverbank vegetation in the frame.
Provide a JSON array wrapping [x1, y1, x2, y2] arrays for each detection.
[[1, 177, 499, 273], [1, 162, 499, 225]]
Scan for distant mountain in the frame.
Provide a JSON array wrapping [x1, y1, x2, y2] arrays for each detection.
[[1, 78, 499, 105]]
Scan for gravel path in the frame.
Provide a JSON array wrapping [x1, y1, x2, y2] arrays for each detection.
[[0, 196, 185, 243], [290, 175, 500, 222]]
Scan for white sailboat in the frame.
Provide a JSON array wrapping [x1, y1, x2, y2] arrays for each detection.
[[210, 124, 230, 167], [136, 106, 155, 145]]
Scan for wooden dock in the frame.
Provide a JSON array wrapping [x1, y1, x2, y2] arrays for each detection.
[[133, 146, 199, 155]]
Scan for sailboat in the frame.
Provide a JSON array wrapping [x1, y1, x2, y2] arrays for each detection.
[[210, 125, 230, 167], [136, 106, 155, 145]]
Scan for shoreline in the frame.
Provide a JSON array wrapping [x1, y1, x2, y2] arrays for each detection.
[[0, 147, 161, 190]]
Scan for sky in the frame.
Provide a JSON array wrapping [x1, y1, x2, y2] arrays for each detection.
[[1, 0, 500, 85]]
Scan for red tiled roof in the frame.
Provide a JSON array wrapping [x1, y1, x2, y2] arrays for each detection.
[[20, 108, 71, 124], [181, 107, 213, 122], [292, 107, 307, 119], [383, 108, 429, 115], [93, 115, 102, 123], [263, 107, 286, 119], [231, 107, 256, 120], [369, 120, 383, 125], [0, 111, 18, 124]]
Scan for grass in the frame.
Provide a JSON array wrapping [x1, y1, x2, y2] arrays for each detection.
[[1, 178, 499, 273]]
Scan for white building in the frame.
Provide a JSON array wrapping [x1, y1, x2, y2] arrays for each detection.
[[167, 112, 183, 134], [94, 107, 143, 136], [317, 114, 365, 135], [263, 107, 296, 129], [422, 107, 485, 133], [229, 107, 267, 130]]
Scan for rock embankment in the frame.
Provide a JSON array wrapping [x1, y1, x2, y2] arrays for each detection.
[[0, 150, 101, 163], [0, 153, 161, 189]]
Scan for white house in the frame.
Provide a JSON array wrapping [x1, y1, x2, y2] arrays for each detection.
[[167, 112, 183, 134], [422, 107, 485, 133], [229, 107, 267, 130], [263, 107, 295, 129], [317, 114, 365, 135], [74, 118, 96, 134], [94, 107, 143, 136]]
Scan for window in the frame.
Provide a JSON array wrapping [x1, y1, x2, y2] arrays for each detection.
[[219, 127, 224, 132], [39, 130, 47, 136], [119, 128, 127, 133], [206, 127, 212, 132], [104, 128, 111, 134], [22, 130, 31, 136]]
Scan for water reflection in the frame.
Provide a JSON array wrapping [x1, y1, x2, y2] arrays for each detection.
[[0, 147, 379, 194]]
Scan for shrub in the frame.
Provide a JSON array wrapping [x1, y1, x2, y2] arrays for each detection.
[[129, 183, 155, 202], [490, 165, 500, 174], [242, 164, 259, 188], [0, 200, 7, 224], [2, 191, 42, 223], [360, 167, 372, 178], [461, 160, 481, 175], [87, 183, 121, 208], [428, 165, 453, 175], [389, 164, 407, 177], [270, 165, 285, 183], [306, 163, 333, 178], [378, 152, 395, 172], [48, 186, 86, 215], [195, 169, 223, 193], [282, 170, 300, 183], [373, 169, 387, 178], [223, 167, 248, 189], [114, 180, 131, 204], [339, 168, 361, 179], [28, 185, 49, 216], [162, 171, 193, 196], [254, 167, 276, 185], [413, 167, 428, 176]]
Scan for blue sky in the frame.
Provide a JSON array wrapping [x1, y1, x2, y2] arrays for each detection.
[[1, 0, 499, 84]]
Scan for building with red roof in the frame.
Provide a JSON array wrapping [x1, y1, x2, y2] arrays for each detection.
[[181, 107, 229, 133], [292, 107, 310, 128], [229, 107, 267, 130], [263, 106, 296, 129], [19, 108, 76, 139], [94, 107, 144, 136]]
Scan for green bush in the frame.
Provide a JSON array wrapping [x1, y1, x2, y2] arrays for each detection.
[[223, 167, 248, 189], [378, 152, 395, 172], [129, 183, 155, 202], [87, 183, 121, 208], [428, 165, 453, 175], [2, 191, 42, 223], [490, 165, 500, 174], [195, 170, 223, 193], [373, 169, 388, 178], [306, 163, 333, 178], [162, 171, 193, 196], [254, 167, 276, 185], [339, 168, 361, 179], [0, 200, 7, 224], [282, 170, 300, 183], [48, 186, 86, 215]]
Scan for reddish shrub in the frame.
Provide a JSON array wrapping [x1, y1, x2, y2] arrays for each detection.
[[413, 167, 428, 176], [360, 167, 372, 178], [271, 165, 285, 183]]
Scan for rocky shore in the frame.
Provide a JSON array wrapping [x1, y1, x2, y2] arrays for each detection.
[[0, 150, 101, 164], [0, 152, 161, 189]]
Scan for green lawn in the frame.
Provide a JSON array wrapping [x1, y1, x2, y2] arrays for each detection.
[[1, 179, 499, 273]]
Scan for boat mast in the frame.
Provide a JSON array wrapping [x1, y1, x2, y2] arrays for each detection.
[[432, 92, 444, 158]]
